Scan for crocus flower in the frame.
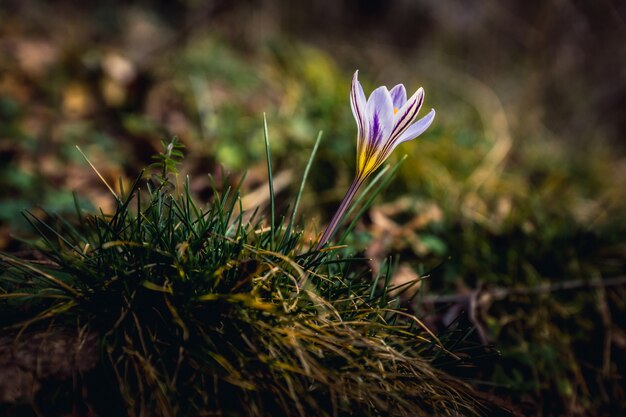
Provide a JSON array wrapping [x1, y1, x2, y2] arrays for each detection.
[[317, 71, 435, 248]]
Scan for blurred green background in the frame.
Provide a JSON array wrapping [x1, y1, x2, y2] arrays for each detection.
[[1, 1, 625, 415]]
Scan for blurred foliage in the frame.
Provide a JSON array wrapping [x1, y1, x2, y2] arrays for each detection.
[[386, 107, 626, 414], [1, 1, 625, 416]]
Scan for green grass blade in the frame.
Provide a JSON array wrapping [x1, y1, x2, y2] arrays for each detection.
[[263, 113, 275, 250], [283, 130, 322, 247]]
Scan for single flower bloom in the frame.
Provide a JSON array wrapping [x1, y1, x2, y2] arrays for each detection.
[[351, 70, 435, 180], [317, 71, 435, 248]]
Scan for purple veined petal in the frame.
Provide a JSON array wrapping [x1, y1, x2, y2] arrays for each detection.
[[350, 71, 368, 137], [365, 86, 394, 149], [389, 84, 407, 110], [389, 87, 424, 143], [394, 108, 436, 146]]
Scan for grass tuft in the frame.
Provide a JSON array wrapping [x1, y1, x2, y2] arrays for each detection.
[[0, 138, 489, 417]]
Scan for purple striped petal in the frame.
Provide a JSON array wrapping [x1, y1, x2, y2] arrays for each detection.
[[388, 87, 424, 145], [389, 84, 407, 109], [394, 109, 436, 146], [350, 71, 367, 142], [365, 86, 394, 149]]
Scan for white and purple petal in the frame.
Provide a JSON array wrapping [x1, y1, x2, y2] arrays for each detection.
[[388, 87, 424, 145], [389, 84, 407, 109], [394, 108, 436, 146], [365, 86, 394, 150], [350, 71, 367, 142]]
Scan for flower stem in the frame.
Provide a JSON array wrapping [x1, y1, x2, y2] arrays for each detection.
[[317, 176, 364, 249]]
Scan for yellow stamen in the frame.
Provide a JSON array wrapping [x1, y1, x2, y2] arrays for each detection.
[[394, 107, 398, 114]]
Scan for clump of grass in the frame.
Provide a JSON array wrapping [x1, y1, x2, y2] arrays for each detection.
[[0, 137, 487, 417]]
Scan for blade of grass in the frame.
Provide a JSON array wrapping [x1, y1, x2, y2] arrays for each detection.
[[282, 130, 323, 248], [76, 145, 120, 203], [263, 113, 275, 250], [0, 253, 80, 297]]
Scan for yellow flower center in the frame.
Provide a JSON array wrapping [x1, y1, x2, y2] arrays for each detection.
[[394, 107, 399, 115]]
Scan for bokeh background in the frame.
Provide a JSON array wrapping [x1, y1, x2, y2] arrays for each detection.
[[1, 1, 625, 415]]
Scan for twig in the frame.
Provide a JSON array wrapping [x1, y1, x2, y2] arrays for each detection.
[[421, 276, 626, 305]]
